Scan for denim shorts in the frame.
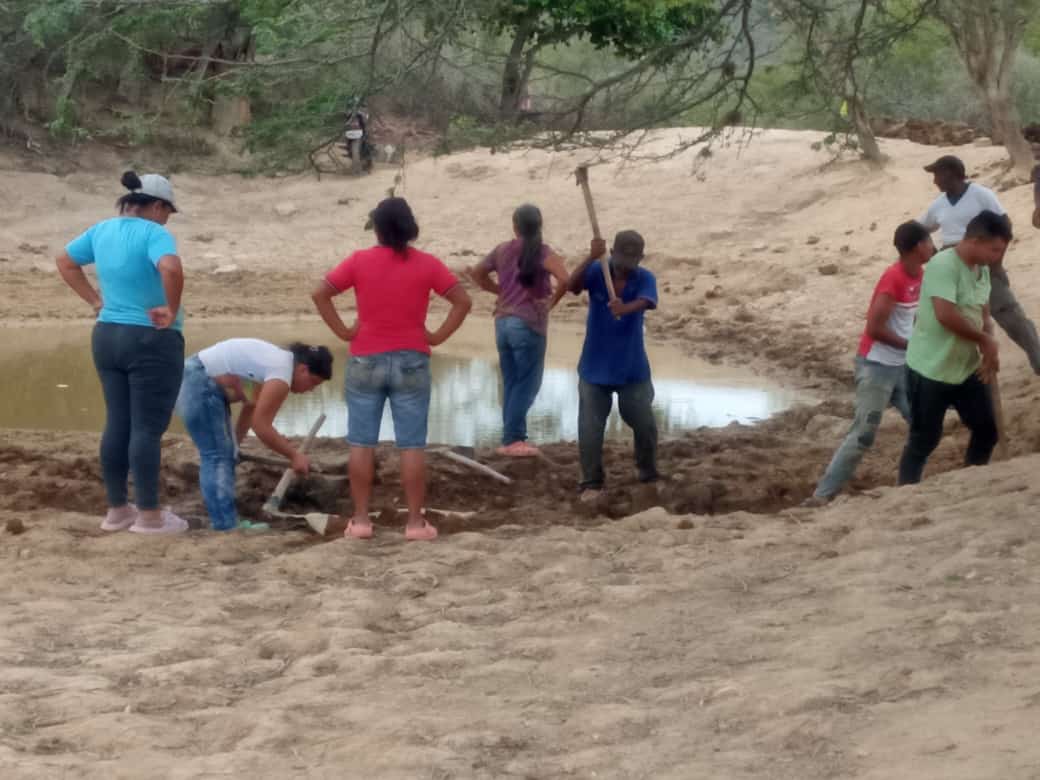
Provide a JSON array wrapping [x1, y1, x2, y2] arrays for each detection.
[[345, 350, 431, 449]]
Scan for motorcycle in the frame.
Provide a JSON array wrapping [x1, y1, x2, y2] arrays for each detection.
[[340, 100, 374, 174]]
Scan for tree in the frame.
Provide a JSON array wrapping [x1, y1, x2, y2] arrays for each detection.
[[938, 0, 1038, 177], [2, 0, 759, 168], [769, 0, 934, 164], [474, 0, 721, 121]]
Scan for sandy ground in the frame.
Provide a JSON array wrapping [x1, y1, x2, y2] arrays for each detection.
[[3, 130, 1040, 777]]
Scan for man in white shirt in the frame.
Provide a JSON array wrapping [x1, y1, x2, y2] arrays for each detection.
[[920, 155, 1040, 374]]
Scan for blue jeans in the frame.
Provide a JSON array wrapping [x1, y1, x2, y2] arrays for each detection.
[[346, 350, 431, 448], [495, 316, 547, 445], [92, 322, 184, 511], [176, 356, 238, 530], [813, 357, 910, 499]]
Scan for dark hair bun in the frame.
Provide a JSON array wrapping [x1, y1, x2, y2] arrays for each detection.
[[121, 171, 142, 191], [371, 197, 419, 254], [287, 342, 334, 381]]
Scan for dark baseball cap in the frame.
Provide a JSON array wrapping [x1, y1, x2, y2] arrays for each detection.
[[924, 155, 966, 178], [610, 230, 645, 263]]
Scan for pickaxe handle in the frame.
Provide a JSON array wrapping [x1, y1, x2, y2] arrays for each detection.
[[576, 165, 616, 303], [265, 412, 326, 512], [991, 374, 1009, 460]]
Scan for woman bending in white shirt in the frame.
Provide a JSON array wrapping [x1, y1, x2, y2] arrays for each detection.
[[176, 339, 332, 530]]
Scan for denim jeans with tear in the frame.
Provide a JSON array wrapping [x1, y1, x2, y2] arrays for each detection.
[[176, 356, 239, 530], [813, 357, 909, 499]]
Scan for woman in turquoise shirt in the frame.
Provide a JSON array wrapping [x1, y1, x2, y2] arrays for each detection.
[[56, 171, 187, 535]]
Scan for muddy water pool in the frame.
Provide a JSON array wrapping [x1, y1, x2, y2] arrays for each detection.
[[0, 319, 808, 447]]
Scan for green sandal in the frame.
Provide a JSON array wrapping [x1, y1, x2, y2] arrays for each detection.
[[235, 518, 271, 532]]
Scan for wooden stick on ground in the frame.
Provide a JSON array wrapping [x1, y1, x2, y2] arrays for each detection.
[[239, 451, 339, 476], [991, 374, 1009, 460], [431, 448, 513, 485], [263, 413, 326, 514]]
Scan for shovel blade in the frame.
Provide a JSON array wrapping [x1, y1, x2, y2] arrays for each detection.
[[305, 513, 347, 538]]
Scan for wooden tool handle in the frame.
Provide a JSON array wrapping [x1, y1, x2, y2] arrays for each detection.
[[575, 166, 602, 240], [576, 165, 616, 303], [991, 374, 1009, 460], [239, 452, 333, 475], [267, 413, 326, 509], [432, 448, 513, 484]]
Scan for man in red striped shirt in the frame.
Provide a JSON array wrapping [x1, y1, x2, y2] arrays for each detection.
[[805, 221, 935, 504]]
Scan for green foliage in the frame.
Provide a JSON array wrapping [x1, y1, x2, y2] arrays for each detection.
[[47, 94, 88, 140], [12, 0, 1040, 170], [479, 0, 719, 55], [244, 87, 358, 167], [435, 113, 524, 154]]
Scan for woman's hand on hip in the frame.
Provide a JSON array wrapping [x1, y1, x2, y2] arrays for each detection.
[[148, 306, 175, 329], [338, 320, 359, 342]]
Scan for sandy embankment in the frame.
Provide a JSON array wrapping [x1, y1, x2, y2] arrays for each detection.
[[2, 130, 1040, 777]]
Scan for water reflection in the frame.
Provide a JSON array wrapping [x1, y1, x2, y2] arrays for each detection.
[[278, 355, 798, 445], [0, 321, 806, 447]]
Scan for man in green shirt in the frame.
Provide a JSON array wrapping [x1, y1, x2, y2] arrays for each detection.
[[898, 210, 1011, 484]]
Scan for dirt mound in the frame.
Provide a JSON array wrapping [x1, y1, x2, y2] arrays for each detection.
[[2, 383, 1032, 538], [872, 117, 977, 146]]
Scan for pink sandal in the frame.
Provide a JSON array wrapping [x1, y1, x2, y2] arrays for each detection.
[[495, 441, 541, 458], [404, 520, 438, 541], [345, 519, 374, 539]]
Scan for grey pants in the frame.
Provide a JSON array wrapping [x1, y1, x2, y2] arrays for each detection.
[[578, 378, 659, 490], [990, 264, 1040, 375], [813, 357, 909, 499]]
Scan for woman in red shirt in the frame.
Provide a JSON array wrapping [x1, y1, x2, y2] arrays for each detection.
[[312, 198, 471, 541]]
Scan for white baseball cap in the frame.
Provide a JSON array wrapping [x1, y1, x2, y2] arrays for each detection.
[[134, 173, 178, 212]]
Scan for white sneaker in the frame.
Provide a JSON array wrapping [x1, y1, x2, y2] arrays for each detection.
[[129, 508, 188, 535]]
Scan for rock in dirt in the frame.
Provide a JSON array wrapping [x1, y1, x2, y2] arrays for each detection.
[[806, 235, 821, 245], [818, 263, 840, 276], [212, 264, 241, 275], [5, 518, 25, 535], [620, 506, 673, 531], [274, 202, 299, 218], [705, 285, 724, 299]]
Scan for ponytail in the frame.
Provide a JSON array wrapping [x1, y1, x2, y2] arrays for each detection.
[[370, 197, 419, 256], [116, 170, 162, 213], [287, 342, 333, 380], [513, 203, 543, 288]]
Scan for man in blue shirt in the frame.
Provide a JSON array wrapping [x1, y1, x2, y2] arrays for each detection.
[[567, 230, 659, 501]]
